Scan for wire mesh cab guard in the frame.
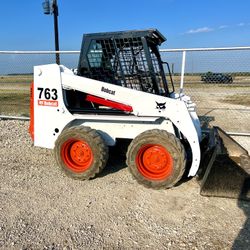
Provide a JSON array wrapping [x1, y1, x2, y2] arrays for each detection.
[[77, 29, 170, 96]]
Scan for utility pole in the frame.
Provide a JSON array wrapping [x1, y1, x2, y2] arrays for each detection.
[[42, 0, 60, 64], [52, 0, 60, 64]]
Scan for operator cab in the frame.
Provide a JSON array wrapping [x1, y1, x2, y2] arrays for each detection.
[[64, 29, 173, 114], [78, 29, 170, 95]]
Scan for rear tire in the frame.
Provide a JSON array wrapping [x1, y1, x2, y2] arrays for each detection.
[[54, 126, 108, 180], [126, 129, 186, 189]]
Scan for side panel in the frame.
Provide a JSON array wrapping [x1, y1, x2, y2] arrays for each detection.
[[34, 64, 200, 176], [33, 64, 73, 148], [33, 65, 175, 149], [67, 118, 175, 146]]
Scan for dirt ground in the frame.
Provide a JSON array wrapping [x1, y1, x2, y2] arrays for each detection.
[[185, 85, 250, 133], [0, 120, 249, 249]]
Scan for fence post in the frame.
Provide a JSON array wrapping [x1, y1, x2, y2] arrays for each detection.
[[180, 50, 186, 97]]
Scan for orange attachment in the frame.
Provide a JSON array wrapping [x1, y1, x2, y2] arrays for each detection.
[[136, 144, 173, 180], [61, 139, 93, 173], [29, 82, 34, 141]]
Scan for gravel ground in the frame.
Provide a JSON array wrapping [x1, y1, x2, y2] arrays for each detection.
[[0, 120, 249, 249]]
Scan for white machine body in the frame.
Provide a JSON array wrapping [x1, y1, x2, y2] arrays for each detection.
[[32, 64, 201, 176]]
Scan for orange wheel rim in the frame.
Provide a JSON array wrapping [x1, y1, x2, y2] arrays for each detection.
[[61, 139, 93, 173], [136, 144, 173, 180]]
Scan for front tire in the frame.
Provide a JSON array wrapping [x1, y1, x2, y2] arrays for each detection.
[[54, 126, 108, 180], [126, 129, 186, 189]]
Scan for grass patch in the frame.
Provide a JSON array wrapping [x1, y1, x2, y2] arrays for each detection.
[[0, 75, 33, 84], [0, 89, 30, 116], [222, 94, 250, 107]]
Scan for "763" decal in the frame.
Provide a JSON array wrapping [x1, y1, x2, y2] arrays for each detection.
[[37, 87, 59, 107]]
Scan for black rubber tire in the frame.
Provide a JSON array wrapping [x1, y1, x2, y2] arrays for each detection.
[[54, 126, 108, 180], [126, 129, 186, 189]]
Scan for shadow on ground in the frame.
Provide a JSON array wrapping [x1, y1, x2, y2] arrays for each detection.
[[97, 140, 130, 178], [232, 178, 250, 249]]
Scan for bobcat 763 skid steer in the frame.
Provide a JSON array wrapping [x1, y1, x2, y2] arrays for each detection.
[[29, 29, 250, 199]]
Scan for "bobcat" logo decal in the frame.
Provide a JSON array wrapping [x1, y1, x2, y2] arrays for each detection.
[[156, 101, 166, 110]]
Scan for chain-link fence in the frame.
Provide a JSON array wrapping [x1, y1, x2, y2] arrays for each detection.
[[0, 48, 250, 133], [0, 52, 79, 118], [161, 47, 250, 134]]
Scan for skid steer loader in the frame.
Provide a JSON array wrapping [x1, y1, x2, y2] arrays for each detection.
[[29, 29, 250, 199]]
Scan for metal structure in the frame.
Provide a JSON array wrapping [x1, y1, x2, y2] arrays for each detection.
[[42, 0, 60, 64], [77, 30, 172, 95]]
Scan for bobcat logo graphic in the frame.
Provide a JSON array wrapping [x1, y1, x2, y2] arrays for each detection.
[[156, 101, 166, 110]]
